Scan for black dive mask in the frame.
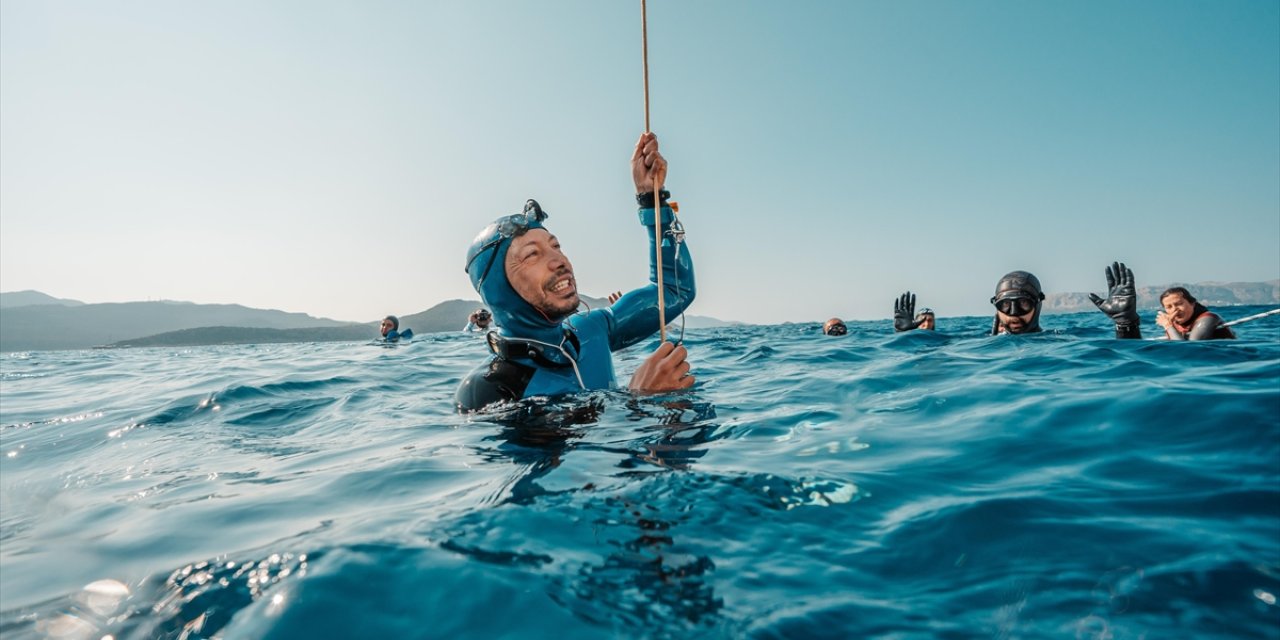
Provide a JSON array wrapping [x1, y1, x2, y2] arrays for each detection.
[[994, 296, 1037, 316]]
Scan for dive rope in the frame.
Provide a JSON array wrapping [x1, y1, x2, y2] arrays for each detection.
[[1222, 307, 1280, 328], [642, 0, 666, 342]]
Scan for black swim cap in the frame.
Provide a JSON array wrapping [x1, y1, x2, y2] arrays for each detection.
[[383, 315, 399, 331], [991, 271, 1045, 304]]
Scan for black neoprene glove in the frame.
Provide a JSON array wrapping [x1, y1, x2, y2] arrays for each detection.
[[894, 292, 923, 332], [1088, 261, 1142, 339]]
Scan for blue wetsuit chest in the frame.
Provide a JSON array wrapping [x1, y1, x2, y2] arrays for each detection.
[[521, 311, 615, 396]]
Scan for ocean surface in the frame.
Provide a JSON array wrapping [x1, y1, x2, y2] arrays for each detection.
[[2, 307, 1278, 639]]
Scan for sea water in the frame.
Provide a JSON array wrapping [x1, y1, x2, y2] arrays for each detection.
[[1, 307, 1277, 639]]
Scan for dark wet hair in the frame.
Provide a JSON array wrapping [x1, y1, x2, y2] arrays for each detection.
[[383, 315, 399, 330], [1159, 287, 1197, 305]]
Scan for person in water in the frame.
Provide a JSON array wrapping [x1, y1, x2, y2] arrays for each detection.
[[823, 318, 848, 336], [463, 308, 494, 333], [1155, 287, 1236, 340], [990, 271, 1047, 335], [380, 315, 413, 342], [455, 132, 696, 412], [991, 262, 1141, 338], [916, 308, 936, 330], [893, 291, 935, 332]]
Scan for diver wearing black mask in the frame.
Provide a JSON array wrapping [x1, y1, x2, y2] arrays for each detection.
[[990, 271, 1047, 335], [990, 262, 1141, 339]]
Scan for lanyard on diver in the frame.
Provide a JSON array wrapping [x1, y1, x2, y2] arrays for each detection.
[[486, 331, 587, 391]]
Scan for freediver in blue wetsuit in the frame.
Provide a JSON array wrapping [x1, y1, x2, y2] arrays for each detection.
[[455, 132, 696, 412], [380, 315, 413, 342]]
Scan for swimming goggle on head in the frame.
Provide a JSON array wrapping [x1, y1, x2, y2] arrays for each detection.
[[464, 199, 549, 288]]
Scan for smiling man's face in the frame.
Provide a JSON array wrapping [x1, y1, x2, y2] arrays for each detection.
[[505, 229, 579, 319]]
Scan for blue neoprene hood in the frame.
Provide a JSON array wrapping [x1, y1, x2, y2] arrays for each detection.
[[464, 210, 566, 344]]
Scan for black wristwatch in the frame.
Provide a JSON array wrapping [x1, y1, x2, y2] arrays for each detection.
[[636, 189, 671, 207]]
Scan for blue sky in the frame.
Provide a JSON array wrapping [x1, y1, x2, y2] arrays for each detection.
[[2, 1, 1277, 324]]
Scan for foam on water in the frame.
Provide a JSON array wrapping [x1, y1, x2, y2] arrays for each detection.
[[1, 308, 1277, 638]]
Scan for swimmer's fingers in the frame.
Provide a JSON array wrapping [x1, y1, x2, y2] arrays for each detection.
[[660, 343, 689, 368], [1088, 293, 1105, 309], [651, 340, 676, 359], [663, 344, 693, 386], [895, 291, 913, 315], [633, 132, 655, 158], [1105, 264, 1117, 290], [632, 132, 663, 191], [894, 292, 922, 331], [629, 341, 693, 394], [648, 156, 668, 189]]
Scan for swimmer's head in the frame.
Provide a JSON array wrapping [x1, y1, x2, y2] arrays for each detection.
[[465, 200, 576, 337], [1159, 287, 1199, 325], [991, 270, 1045, 334], [380, 315, 398, 337], [915, 308, 936, 331], [823, 318, 848, 336]]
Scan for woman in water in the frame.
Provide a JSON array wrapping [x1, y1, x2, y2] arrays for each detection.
[[1155, 287, 1236, 340]]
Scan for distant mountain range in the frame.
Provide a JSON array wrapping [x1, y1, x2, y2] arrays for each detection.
[[1043, 280, 1279, 314], [0, 295, 355, 351], [3, 282, 1270, 351], [0, 290, 84, 308], [0, 291, 739, 351]]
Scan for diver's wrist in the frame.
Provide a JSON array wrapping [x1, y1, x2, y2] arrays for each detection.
[[637, 203, 674, 226], [635, 189, 671, 207]]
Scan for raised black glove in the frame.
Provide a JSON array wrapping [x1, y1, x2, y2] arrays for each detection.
[[1088, 261, 1141, 339], [894, 291, 923, 332]]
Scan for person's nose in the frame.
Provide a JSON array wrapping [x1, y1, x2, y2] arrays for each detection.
[[547, 248, 569, 272]]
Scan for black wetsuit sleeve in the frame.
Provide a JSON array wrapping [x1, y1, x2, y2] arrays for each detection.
[[1187, 314, 1223, 341], [1114, 324, 1141, 340], [455, 358, 536, 413]]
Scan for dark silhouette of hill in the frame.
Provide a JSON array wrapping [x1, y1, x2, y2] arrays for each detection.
[[104, 325, 374, 348], [0, 287, 742, 351], [0, 300, 354, 351], [0, 290, 85, 308]]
